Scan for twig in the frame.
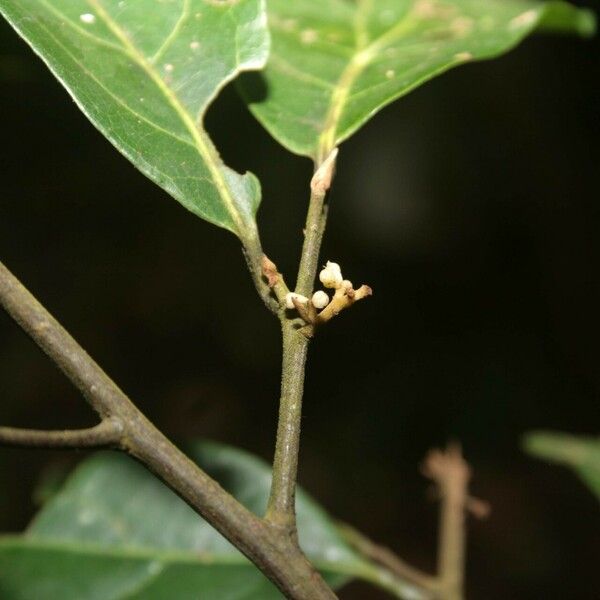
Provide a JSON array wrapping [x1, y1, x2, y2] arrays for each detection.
[[338, 522, 438, 594], [422, 444, 471, 600], [266, 149, 338, 531], [266, 321, 309, 530], [295, 149, 338, 298], [0, 259, 336, 600], [0, 419, 122, 449], [314, 282, 372, 325]]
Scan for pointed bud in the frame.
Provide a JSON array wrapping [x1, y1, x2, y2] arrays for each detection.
[[311, 148, 339, 195]]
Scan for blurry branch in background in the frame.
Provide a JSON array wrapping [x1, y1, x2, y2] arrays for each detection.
[[338, 523, 438, 596], [342, 444, 490, 600], [423, 444, 491, 600]]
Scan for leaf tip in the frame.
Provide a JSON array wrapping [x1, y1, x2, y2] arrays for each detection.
[[523, 430, 595, 467], [538, 3, 597, 39]]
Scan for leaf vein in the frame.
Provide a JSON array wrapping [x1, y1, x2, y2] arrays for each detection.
[[89, 0, 248, 236], [27, 6, 197, 150], [150, 0, 191, 64], [317, 4, 419, 161]]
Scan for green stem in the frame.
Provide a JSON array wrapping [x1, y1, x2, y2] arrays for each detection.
[[266, 150, 338, 529], [295, 149, 338, 298], [295, 186, 328, 297], [266, 321, 310, 528]]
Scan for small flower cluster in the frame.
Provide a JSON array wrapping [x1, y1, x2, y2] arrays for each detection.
[[285, 261, 347, 310], [285, 261, 372, 330]]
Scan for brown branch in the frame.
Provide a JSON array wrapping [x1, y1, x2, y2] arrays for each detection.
[[0, 418, 122, 449], [0, 259, 336, 600], [313, 282, 372, 326], [422, 444, 471, 600]]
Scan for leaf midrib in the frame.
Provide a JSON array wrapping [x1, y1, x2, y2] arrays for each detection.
[[317, 4, 419, 161], [34, 0, 195, 152], [88, 0, 247, 235]]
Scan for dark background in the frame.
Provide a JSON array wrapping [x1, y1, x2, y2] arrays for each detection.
[[0, 4, 598, 599]]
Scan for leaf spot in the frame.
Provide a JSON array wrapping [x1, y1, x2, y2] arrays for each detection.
[[325, 546, 343, 560], [164, 63, 174, 72], [385, 69, 395, 79], [190, 41, 201, 50], [77, 509, 96, 526], [147, 561, 163, 575], [414, 0, 436, 19], [414, 0, 455, 20], [510, 10, 537, 30], [450, 17, 474, 37], [454, 52, 473, 62], [282, 18, 297, 31], [300, 29, 318, 44], [79, 13, 96, 25]]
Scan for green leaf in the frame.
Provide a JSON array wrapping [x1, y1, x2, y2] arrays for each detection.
[[0, 442, 423, 599], [239, 0, 595, 162], [0, 0, 270, 241], [524, 431, 600, 500]]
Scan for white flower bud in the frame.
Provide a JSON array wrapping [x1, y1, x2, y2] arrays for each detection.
[[319, 261, 343, 289], [342, 279, 353, 291], [285, 292, 309, 310], [311, 290, 330, 309]]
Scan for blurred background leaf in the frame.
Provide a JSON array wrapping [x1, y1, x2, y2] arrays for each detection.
[[0, 441, 422, 599], [524, 431, 600, 500]]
